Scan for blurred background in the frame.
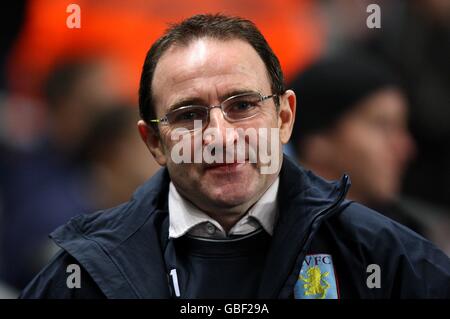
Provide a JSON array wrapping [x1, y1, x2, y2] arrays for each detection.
[[0, 0, 449, 298]]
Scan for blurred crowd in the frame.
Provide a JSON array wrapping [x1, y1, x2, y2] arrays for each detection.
[[1, 0, 449, 298]]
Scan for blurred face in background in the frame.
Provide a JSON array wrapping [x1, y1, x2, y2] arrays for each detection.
[[48, 59, 127, 154], [304, 88, 415, 204], [86, 108, 159, 209]]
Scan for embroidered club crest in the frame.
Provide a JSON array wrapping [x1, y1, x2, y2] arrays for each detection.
[[294, 254, 338, 299]]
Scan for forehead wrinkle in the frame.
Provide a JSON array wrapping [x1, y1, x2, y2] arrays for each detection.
[[165, 60, 257, 91], [163, 73, 261, 109]]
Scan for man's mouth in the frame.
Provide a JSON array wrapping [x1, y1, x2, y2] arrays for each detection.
[[204, 160, 248, 171]]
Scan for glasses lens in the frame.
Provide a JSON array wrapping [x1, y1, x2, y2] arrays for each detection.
[[223, 93, 262, 120], [166, 106, 208, 130]]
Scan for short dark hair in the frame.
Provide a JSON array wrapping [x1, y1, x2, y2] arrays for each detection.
[[138, 13, 285, 124], [289, 52, 401, 159]]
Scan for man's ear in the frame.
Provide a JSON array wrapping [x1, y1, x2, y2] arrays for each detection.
[[278, 89, 296, 144], [137, 120, 167, 166]]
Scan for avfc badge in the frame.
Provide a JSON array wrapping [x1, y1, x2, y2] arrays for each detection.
[[294, 254, 339, 299]]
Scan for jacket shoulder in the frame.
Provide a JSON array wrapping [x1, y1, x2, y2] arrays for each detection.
[[336, 202, 437, 248], [51, 167, 170, 250], [19, 250, 105, 299], [328, 202, 450, 298]]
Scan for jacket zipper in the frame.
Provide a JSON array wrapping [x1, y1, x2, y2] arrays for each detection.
[[279, 174, 350, 298]]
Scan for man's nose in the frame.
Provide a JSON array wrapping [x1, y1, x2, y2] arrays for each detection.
[[203, 107, 238, 146]]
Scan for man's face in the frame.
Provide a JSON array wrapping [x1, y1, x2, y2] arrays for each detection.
[[323, 89, 415, 203], [139, 38, 295, 216]]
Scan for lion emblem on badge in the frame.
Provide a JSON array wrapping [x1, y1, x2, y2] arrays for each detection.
[[299, 265, 331, 299]]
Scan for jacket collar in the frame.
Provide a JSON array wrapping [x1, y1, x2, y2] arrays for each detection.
[[257, 156, 350, 297], [50, 156, 350, 298]]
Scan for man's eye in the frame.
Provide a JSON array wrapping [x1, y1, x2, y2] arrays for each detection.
[[229, 100, 257, 112], [173, 109, 205, 122], [181, 112, 198, 120]]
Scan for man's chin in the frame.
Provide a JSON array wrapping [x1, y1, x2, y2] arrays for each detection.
[[201, 187, 255, 209]]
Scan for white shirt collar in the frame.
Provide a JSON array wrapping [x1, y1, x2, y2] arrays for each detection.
[[168, 177, 280, 239]]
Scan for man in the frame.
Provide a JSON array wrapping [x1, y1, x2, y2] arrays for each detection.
[[289, 54, 450, 254], [20, 14, 449, 299]]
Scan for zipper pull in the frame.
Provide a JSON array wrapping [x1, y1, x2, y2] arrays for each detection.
[[169, 269, 181, 298]]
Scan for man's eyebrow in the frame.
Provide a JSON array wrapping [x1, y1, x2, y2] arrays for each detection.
[[167, 89, 258, 113], [167, 97, 207, 112], [219, 89, 256, 101]]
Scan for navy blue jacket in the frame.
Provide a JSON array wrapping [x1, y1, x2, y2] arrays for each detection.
[[20, 157, 450, 298]]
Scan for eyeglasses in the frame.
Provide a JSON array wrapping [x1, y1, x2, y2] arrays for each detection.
[[150, 92, 279, 132]]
